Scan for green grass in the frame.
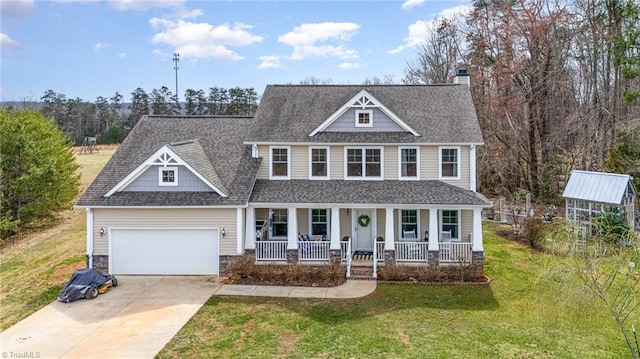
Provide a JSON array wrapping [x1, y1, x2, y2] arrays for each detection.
[[158, 222, 636, 358], [0, 149, 115, 330]]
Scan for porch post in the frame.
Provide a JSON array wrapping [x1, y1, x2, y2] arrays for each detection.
[[384, 207, 394, 250], [236, 207, 244, 254], [472, 208, 484, 252], [86, 208, 93, 268], [428, 208, 439, 264], [330, 207, 341, 250], [245, 206, 255, 250], [287, 207, 298, 250]]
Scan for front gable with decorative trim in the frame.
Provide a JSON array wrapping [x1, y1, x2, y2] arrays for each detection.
[[309, 89, 420, 136], [104, 144, 227, 197]]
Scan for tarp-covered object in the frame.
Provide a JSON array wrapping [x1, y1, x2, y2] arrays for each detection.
[[57, 268, 114, 303]]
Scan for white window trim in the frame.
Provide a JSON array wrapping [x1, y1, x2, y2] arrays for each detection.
[[344, 146, 384, 180], [440, 209, 460, 241], [398, 209, 420, 239], [271, 208, 288, 239], [158, 166, 178, 186], [398, 146, 420, 180], [355, 109, 373, 128], [309, 208, 329, 237], [309, 146, 330, 180], [438, 146, 461, 180], [269, 145, 291, 180]]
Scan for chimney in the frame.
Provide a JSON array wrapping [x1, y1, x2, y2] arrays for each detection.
[[454, 69, 470, 87]]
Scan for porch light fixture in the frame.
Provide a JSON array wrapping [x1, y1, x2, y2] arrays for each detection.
[[99, 228, 105, 237], [222, 228, 227, 237]]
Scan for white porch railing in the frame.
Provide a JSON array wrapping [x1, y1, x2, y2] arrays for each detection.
[[373, 239, 378, 278], [439, 242, 472, 263], [346, 238, 353, 278], [376, 242, 385, 262], [298, 241, 330, 261], [255, 241, 287, 261], [340, 241, 350, 261], [395, 241, 428, 262]]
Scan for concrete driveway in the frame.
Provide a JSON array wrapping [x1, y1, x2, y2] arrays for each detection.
[[0, 276, 221, 359]]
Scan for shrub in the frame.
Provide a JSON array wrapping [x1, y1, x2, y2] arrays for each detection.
[[522, 216, 545, 247], [593, 210, 630, 244], [418, 263, 443, 282], [287, 264, 310, 284], [322, 263, 346, 284], [378, 263, 407, 281], [255, 264, 280, 282], [227, 254, 255, 279]]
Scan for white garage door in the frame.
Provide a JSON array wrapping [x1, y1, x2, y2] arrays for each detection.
[[110, 228, 218, 275]]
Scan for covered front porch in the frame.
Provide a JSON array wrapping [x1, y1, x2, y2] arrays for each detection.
[[243, 206, 485, 269]]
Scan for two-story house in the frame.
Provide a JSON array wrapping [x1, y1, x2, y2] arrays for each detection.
[[76, 71, 492, 279]]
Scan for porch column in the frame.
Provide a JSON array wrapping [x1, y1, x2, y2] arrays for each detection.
[[472, 208, 484, 252], [287, 207, 298, 250], [236, 207, 244, 254], [470, 145, 477, 192], [384, 207, 394, 250], [428, 209, 439, 251], [245, 206, 255, 250], [86, 208, 93, 268], [330, 207, 341, 250]]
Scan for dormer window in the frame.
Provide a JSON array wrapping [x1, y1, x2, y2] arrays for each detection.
[[355, 110, 373, 127], [159, 167, 178, 186]]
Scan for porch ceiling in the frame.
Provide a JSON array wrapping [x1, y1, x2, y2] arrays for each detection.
[[249, 179, 491, 206]]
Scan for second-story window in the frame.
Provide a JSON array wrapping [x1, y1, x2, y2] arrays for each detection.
[[400, 147, 418, 179], [270, 146, 290, 179], [355, 110, 373, 127], [310, 147, 328, 178], [440, 147, 460, 179], [346, 148, 382, 179]]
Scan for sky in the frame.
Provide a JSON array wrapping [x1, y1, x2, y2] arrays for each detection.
[[0, 0, 472, 102]]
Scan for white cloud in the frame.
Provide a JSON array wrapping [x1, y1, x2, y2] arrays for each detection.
[[150, 16, 263, 62], [107, 0, 184, 11], [401, 0, 425, 10], [278, 22, 360, 60], [117, 52, 126, 58], [339, 62, 361, 70], [388, 5, 471, 54], [1, 33, 22, 50], [94, 41, 110, 53], [1, 0, 35, 19], [258, 55, 283, 69]]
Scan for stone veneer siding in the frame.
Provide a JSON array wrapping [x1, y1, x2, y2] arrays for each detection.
[[427, 250, 439, 265], [384, 249, 396, 265], [329, 249, 342, 265], [286, 249, 299, 264], [88, 254, 109, 272]]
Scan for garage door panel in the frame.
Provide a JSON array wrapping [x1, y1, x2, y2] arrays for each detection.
[[110, 229, 218, 275]]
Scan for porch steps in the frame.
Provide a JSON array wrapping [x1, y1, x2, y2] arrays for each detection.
[[349, 263, 376, 280]]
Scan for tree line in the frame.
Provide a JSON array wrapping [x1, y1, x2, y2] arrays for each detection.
[[403, 0, 640, 201], [30, 86, 259, 145]]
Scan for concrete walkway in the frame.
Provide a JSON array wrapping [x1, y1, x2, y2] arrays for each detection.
[[0, 278, 375, 359], [213, 279, 377, 299]]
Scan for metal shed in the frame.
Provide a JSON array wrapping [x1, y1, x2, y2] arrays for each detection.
[[562, 170, 637, 231]]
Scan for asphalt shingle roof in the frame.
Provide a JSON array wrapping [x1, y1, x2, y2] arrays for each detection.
[[168, 140, 228, 195], [77, 116, 260, 207], [246, 85, 483, 144], [250, 179, 491, 206]]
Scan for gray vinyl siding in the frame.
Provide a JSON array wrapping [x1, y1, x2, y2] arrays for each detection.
[[324, 108, 405, 132], [376, 209, 385, 238], [92, 208, 238, 256], [461, 209, 472, 242], [298, 208, 309, 235], [123, 165, 212, 192]]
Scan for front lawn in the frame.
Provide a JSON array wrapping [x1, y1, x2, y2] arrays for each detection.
[[159, 222, 634, 358]]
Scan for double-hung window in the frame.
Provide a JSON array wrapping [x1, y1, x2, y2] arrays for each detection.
[[441, 210, 459, 239], [399, 147, 418, 179], [401, 210, 418, 238], [355, 110, 373, 127], [346, 147, 382, 179], [158, 167, 178, 186], [439, 146, 460, 179], [310, 147, 329, 179], [270, 146, 290, 179], [271, 209, 288, 237], [311, 209, 328, 236]]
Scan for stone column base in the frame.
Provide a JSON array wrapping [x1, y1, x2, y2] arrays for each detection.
[[471, 251, 485, 278], [427, 250, 439, 265], [384, 249, 395, 265], [329, 249, 342, 265], [286, 249, 299, 264], [87, 255, 109, 272]]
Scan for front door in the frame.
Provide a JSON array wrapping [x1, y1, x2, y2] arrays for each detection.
[[354, 209, 373, 251]]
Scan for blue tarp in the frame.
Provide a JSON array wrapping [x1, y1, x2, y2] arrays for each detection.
[[57, 268, 112, 303]]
